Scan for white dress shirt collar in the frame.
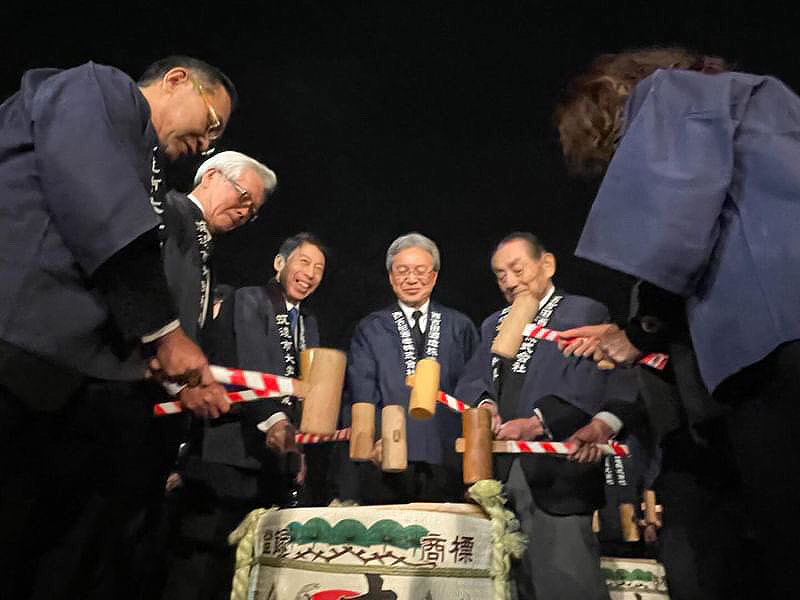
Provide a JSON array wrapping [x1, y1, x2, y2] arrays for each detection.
[[398, 299, 431, 331], [538, 284, 556, 310], [187, 192, 206, 218]]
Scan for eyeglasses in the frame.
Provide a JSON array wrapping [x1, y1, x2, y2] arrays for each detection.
[[224, 175, 260, 223], [190, 77, 223, 142], [392, 265, 435, 282]]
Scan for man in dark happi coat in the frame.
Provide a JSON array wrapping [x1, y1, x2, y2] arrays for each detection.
[[0, 56, 237, 600], [556, 47, 800, 599], [345, 232, 478, 503], [455, 232, 638, 600], [163, 233, 325, 600]]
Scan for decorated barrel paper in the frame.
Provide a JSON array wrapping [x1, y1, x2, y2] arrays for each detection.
[[245, 504, 493, 600], [601, 557, 670, 599]]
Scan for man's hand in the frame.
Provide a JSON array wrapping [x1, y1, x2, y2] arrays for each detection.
[[497, 416, 544, 441], [557, 324, 616, 358], [565, 418, 615, 463], [370, 439, 383, 467], [165, 472, 183, 493], [266, 419, 298, 455], [479, 401, 502, 435], [295, 452, 307, 486], [177, 373, 230, 419], [150, 327, 209, 380], [560, 324, 642, 367]]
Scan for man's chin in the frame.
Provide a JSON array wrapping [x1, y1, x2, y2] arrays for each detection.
[[162, 145, 183, 161], [400, 294, 429, 307], [288, 287, 312, 302]]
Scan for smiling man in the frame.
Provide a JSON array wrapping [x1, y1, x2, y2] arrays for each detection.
[[162, 233, 327, 600], [344, 232, 478, 504], [0, 55, 238, 600], [455, 232, 638, 600]]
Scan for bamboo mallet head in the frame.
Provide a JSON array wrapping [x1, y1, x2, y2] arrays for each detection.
[[491, 293, 539, 359], [349, 402, 375, 461], [462, 407, 493, 484], [408, 358, 440, 421], [297, 348, 347, 435], [381, 405, 407, 472]]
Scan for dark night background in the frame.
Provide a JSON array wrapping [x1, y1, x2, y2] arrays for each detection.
[[2, 2, 799, 348]]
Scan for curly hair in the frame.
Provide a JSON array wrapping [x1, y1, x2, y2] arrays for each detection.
[[555, 47, 728, 176]]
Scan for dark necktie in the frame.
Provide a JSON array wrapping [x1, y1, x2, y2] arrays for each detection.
[[411, 310, 424, 354], [288, 306, 298, 345]]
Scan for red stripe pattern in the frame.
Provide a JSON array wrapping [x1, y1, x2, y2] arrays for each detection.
[[497, 440, 629, 456], [295, 428, 351, 445]]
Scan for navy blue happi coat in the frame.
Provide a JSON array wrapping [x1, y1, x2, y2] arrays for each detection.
[[346, 302, 478, 465]]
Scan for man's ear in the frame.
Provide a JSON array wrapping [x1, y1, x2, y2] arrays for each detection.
[[542, 252, 556, 279], [274, 254, 285, 276], [162, 67, 190, 92], [199, 168, 217, 188]]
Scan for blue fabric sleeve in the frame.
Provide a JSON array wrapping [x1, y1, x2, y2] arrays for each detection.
[[31, 63, 159, 275], [346, 320, 382, 407], [576, 70, 737, 296]]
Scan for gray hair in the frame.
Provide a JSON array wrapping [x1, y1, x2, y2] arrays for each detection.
[[193, 151, 277, 202], [385, 232, 441, 272]]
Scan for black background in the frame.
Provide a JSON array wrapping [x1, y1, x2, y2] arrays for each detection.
[[3, 2, 799, 347]]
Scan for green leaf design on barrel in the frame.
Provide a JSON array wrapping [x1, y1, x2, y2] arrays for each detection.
[[286, 518, 429, 549], [330, 519, 369, 545]]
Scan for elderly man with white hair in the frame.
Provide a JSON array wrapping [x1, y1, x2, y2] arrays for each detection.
[[161, 150, 276, 344], [344, 232, 478, 504]]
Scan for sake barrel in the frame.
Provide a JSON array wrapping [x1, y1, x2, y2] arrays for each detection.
[[243, 503, 494, 599]]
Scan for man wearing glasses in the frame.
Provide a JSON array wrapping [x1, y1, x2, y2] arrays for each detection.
[[343, 232, 478, 504], [162, 151, 276, 344], [0, 56, 237, 599]]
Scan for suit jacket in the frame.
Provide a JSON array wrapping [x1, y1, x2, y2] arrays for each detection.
[[198, 280, 319, 470], [455, 292, 638, 515], [345, 301, 478, 465], [161, 191, 207, 343]]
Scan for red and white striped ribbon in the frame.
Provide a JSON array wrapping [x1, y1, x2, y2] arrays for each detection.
[[521, 324, 669, 370], [153, 366, 297, 416], [295, 428, 351, 445], [209, 365, 296, 394], [498, 440, 629, 457], [153, 388, 283, 416], [438, 391, 469, 414]]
